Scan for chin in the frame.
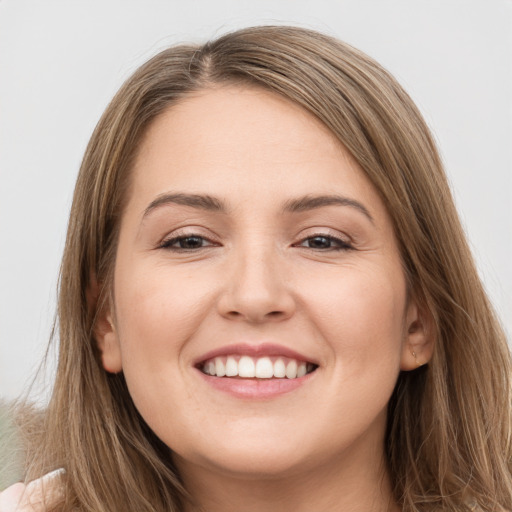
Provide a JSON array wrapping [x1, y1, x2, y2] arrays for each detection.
[[172, 424, 333, 482], [195, 446, 313, 480]]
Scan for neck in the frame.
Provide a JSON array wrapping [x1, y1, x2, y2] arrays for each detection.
[[176, 441, 400, 512]]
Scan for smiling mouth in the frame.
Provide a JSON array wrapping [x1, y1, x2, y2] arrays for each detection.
[[199, 355, 318, 379]]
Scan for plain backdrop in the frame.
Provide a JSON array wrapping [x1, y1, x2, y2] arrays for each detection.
[[1, 0, 511, 402]]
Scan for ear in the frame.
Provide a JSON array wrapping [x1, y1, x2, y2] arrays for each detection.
[[88, 274, 123, 374], [400, 298, 435, 371]]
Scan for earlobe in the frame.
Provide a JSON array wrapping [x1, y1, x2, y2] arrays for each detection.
[[95, 312, 123, 374], [88, 275, 123, 374], [400, 300, 435, 371]]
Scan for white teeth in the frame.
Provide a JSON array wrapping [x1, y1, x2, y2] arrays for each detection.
[[225, 356, 238, 377], [206, 361, 215, 375], [285, 360, 298, 379], [297, 362, 307, 378], [273, 358, 286, 378], [202, 355, 316, 379], [238, 356, 255, 377], [255, 357, 273, 379], [215, 358, 226, 377]]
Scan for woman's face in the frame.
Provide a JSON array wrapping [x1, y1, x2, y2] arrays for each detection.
[[99, 86, 425, 479]]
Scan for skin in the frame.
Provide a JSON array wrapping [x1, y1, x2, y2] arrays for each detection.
[[100, 86, 432, 512], [0, 473, 64, 511], [0, 85, 432, 512]]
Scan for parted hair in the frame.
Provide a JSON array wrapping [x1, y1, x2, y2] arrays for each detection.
[[24, 25, 511, 511]]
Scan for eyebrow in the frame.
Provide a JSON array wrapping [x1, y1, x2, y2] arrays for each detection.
[[143, 193, 228, 219], [142, 192, 373, 223], [282, 194, 374, 223]]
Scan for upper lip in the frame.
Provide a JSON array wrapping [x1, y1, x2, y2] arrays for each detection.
[[194, 343, 319, 366]]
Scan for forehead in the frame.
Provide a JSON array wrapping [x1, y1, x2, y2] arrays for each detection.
[[128, 85, 388, 221]]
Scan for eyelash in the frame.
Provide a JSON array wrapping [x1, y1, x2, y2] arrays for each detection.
[[295, 233, 353, 251], [159, 234, 217, 251], [159, 233, 353, 252]]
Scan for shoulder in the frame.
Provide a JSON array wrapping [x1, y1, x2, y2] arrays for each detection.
[[0, 483, 26, 510], [0, 470, 65, 512]]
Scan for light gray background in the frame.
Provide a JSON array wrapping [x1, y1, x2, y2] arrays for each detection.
[[1, 0, 511, 402]]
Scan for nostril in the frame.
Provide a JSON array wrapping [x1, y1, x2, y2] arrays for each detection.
[[225, 310, 286, 322]]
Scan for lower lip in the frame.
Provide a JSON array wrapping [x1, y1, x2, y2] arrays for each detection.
[[196, 369, 316, 399]]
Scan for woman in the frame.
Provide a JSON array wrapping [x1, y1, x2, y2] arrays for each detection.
[[1, 25, 510, 511]]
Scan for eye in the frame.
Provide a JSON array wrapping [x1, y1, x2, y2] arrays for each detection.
[[296, 234, 352, 251], [160, 234, 216, 251]]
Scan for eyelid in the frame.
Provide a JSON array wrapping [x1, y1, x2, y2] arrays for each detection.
[[158, 228, 221, 250], [157, 227, 354, 251], [293, 230, 354, 251], [296, 227, 352, 242]]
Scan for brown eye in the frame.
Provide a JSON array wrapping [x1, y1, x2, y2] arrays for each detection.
[[306, 236, 332, 249], [177, 236, 205, 249], [160, 235, 213, 251], [298, 235, 352, 251]]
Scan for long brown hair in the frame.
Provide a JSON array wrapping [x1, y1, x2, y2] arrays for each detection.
[[25, 26, 511, 511]]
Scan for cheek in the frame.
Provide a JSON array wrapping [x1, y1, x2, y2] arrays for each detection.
[[112, 265, 216, 433], [112, 262, 215, 386], [116, 262, 210, 340], [303, 264, 406, 374], [294, 266, 406, 448]]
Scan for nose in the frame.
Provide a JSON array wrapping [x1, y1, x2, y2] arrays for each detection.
[[217, 243, 296, 324]]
